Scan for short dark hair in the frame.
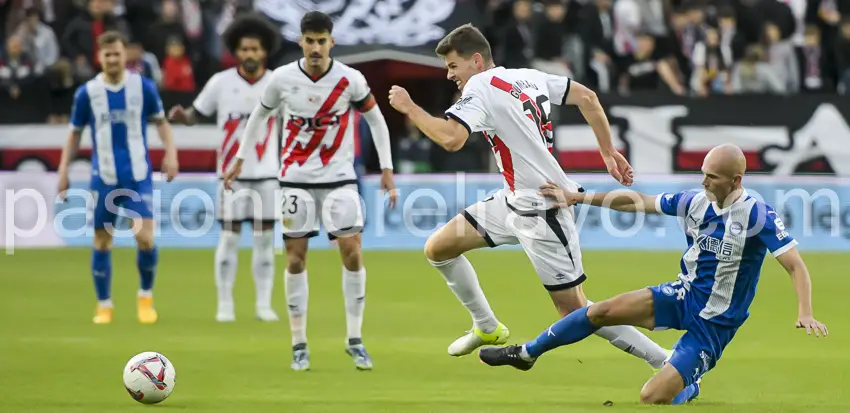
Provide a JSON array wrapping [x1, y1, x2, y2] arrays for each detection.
[[223, 13, 281, 55], [301, 11, 333, 34], [435, 24, 492, 62], [97, 31, 127, 48]]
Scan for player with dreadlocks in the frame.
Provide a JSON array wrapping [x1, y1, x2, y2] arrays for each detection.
[[169, 13, 283, 323]]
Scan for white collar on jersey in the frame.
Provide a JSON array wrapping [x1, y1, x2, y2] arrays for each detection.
[[96, 70, 132, 92], [710, 188, 749, 215]]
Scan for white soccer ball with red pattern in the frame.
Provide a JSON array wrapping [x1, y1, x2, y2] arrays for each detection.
[[123, 352, 176, 404]]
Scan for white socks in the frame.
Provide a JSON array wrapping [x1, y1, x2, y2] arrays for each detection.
[[285, 269, 309, 346], [214, 230, 240, 309], [429, 255, 499, 333], [343, 267, 366, 341], [252, 230, 275, 311], [587, 300, 669, 369]]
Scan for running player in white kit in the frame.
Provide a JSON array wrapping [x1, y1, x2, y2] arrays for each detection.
[[224, 12, 396, 372], [168, 14, 281, 323], [389, 24, 671, 371]]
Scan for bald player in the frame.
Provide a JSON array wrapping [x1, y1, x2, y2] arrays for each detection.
[[479, 144, 829, 404]]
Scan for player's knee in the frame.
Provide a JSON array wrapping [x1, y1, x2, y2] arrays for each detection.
[[337, 238, 362, 270], [586, 300, 614, 325], [93, 230, 112, 250], [424, 233, 453, 262], [639, 386, 673, 405], [286, 252, 307, 274]]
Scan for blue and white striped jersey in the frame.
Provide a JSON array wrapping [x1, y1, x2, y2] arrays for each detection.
[[70, 71, 165, 185], [656, 189, 797, 327]]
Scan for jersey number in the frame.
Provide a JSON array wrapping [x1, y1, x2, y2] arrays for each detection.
[[522, 95, 553, 151], [285, 195, 298, 214]]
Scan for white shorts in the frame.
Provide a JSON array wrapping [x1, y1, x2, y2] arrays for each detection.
[[280, 183, 364, 240], [216, 179, 278, 225], [463, 189, 585, 291]]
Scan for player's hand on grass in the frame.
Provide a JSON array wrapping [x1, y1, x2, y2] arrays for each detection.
[[162, 151, 179, 182], [167, 105, 189, 124], [57, 172, 70, 202], [602, 151, 633, 187], [388, 86, 414, 114], [538, 181, 583, 208], [223, 159, 243, 190], [381, 169, 398, 209], [796, 316, 828, 337]]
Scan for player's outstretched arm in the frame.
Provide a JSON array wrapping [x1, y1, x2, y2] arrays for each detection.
[[563, 80, 633, 186], [389, 86, 468, 152], [775, 247, 829, 337], [539, 181, 661, 214], [357, 94, 398, 208]]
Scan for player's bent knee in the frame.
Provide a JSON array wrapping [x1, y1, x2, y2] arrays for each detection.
[[639, 386, 673, 405], [586, 300, 615, 326], [93, 229, 113, 250]]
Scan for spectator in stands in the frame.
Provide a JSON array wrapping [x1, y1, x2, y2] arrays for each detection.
[[834, 18, 850, 94], [161, 36, 194, 92], [690, 26, 734, 96], [0, 35, 43, 100], [397, 117, 433, 174], [126, 41, 162, 86], [61, 0, 129, 82], [533, 0, 571, 77], [731, 44, 786, 94], [618, 32, 685, 95], [763, 21, 799, 93], [144, 0, 191, 67], [12, 7, 58, 68], [799, 25, 830, 93], [579, 0, 616, 92], [500, 0, 534, 69], [717, 6, 746, 60]]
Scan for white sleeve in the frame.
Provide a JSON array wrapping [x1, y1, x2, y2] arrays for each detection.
[[443, 78, 490, 135], [349, 70, 372, 108], [544, 73, 572, 105], [361, 104, 393, 170], [192, 73, 220, 117], [259, 69, 286, 110]]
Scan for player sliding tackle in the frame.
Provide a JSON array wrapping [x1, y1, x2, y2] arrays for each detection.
[[389, 23, 671, 371], [479, 144, 829, 405], [224, 12, 396, 371]]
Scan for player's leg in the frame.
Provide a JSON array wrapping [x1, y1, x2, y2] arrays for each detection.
[[479, 287, 657, 370], [91, 184, 116, 324], [250, 180, 279, 321], [427, 194, 516, 356], [214, 180, 242, 322], [324, 184, 371, 369], [531, 210, 669, 370], [280, 186, 319, 371], [126, 180, 158, 324]]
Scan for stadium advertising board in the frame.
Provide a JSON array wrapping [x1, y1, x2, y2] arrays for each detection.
[[2, 173, 849, 253]]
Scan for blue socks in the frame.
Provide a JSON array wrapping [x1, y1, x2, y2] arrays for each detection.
[[525, 307, 600, 358], [92, 249, 112, 301], [138, 247, 158, 292], [672, 383, 700, 405]]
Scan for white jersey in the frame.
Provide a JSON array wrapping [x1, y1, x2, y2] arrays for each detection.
[[193, 68, 282, 179], [445, 67, 577, 211], [259, 58, 371, 185]]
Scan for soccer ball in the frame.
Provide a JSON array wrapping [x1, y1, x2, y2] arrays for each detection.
[[122, 352, 176, 404]]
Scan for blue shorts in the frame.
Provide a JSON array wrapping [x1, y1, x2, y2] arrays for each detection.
[[649, 281, 739, 386], [90, 177, 154, 229]]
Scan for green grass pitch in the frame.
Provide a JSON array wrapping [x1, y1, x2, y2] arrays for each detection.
[[1, 248, 847, 412]]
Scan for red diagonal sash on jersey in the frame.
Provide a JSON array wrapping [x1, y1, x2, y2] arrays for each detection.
[[280, 77, 350, 177], [255, 117, 276, 160], [489, 76, 552, 139], [221, 118, 241, 175], [484, 131, 515, 191], [319, 108, 351, 166]]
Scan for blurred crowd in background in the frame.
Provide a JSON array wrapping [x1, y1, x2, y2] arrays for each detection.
[[1, 0, 848, 174], [2, 0, 849, 122]]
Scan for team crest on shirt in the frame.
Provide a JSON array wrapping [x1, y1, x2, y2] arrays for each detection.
[[729, 221, 744, 235], [454, 96, 473, 110], [307, 94, 322, 104]]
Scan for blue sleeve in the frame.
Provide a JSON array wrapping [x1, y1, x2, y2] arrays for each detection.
[[655, 190, 696, 217], [751, 203, 797, 257], [142, 78, 165, 120], [69, 85, 90, 130]]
